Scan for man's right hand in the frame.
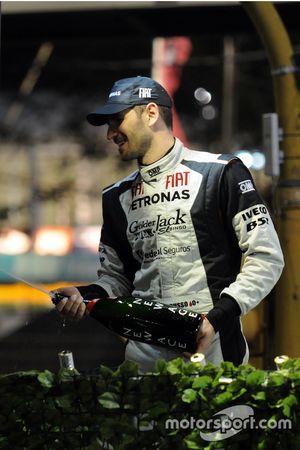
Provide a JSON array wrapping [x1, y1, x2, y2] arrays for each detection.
[[51, 286, 87, 321]]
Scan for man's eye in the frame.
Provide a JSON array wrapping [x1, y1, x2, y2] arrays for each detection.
[[114, 114, 125, 123], [109, 117, 122, 128], [108, 108, 132, 127]]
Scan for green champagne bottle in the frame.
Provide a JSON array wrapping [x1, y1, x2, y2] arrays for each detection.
[[84, 296, 203, 353]]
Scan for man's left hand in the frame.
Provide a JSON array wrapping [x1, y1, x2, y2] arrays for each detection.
[[196, 316, 216, 354]]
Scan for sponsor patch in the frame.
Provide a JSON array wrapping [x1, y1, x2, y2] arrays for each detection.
[[129, 209, 187, 239], [138, 87, 152, 98], [238, 179, 255, 194], [136, 245, 191, 260], [165, 171, 190, 188], [132, 182, 144, 197], [109, 90, 121, 97], [246, 217, 269, 231], [240, 205, 270, 232], [131, 189, 190, 210], [241, 205, 267, 221], [169, 299, 201, 308], [147, 166, 161, 178]]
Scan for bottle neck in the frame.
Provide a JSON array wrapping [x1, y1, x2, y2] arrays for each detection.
[[85, 299, 100, 313]]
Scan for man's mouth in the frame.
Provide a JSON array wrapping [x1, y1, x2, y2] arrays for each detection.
[[116, 138, 127, 150]]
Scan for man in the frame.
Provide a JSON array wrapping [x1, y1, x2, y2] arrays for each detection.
[[54, 76, 284, 373]]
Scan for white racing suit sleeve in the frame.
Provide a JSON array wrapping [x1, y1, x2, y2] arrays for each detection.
[[207, 159, 284, 331], [222, 203, 284, 315], [81, 178, 140, 299], [94, 240, 132, 297], [76, 235, 132, 299]]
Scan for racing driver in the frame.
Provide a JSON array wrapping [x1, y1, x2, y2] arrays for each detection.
[[54, 76, 284, 373]]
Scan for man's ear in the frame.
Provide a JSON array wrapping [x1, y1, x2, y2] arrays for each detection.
[[145, 102, 159, 126]]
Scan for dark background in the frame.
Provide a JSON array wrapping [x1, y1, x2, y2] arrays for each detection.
[[2, 2, 299, 147]]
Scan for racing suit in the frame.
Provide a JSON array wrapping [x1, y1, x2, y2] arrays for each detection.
[[79, 138, 284, 372]]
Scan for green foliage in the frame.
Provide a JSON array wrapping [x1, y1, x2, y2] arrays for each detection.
[[0, 358, 299, 449]]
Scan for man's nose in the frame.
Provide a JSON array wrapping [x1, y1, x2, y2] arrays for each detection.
[[107, 125, 117, 141]]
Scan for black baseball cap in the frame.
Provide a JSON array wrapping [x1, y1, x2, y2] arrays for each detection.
[[87, 76, 173, 126]]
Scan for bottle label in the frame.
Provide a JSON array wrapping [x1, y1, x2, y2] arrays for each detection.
[[122, 326, 190, 351], [133, 298, 164, 309], [123, 327, 153, 341], [133, 298, 200, 320], [157, 337, 188, 350], [167, 307, 199, 318]]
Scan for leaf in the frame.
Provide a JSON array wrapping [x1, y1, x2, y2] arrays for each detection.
[[277, 394, 298, 417], [55, 394, 73, 410], [58, 368, 80, 382], [114, 360, 139, 377], [184, 431, 201, 449], [166, 358, 185, 375], [258, 439, 268, 449], [37, 370, 55, 388], [98, 364, 113, 378], [213, 391, 233, 406], [231, 387, 247, 400], [98, 391, 120, 409], [182, 388, 198, 404], [252, 391, 266, 401], [212, 367, 225, 387], [267, 372, 288, 387], [192, 375, 212, 390], [237, 363, 257, 378], [246, 370, 266, 386], [147, 401, 170, 418], [220, 360, 237, 374], [155, 358, 167, 373], [184, 438, 201, 449]]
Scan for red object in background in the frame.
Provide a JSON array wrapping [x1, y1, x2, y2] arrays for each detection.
[[152, 36, 193, 146]]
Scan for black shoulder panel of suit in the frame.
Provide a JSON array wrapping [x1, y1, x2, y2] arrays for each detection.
[[182, 157, 241, 302], [219, 158, 265, 221], [183, 156, 247, 364], [217, 154, 238, 162]]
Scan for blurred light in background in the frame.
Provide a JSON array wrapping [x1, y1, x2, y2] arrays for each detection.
[[202, 105, 217, 120], [33, 226, 73, 256], [74, 226, 100, 253], [0, 225, 101, 256], [0, 229, 32, 254], [194, 87, 212, 105], [194, 87, 217, 121], [235, 150, 253, 168], [235, 150, 266, 171], [252, 151, 266, 171]]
